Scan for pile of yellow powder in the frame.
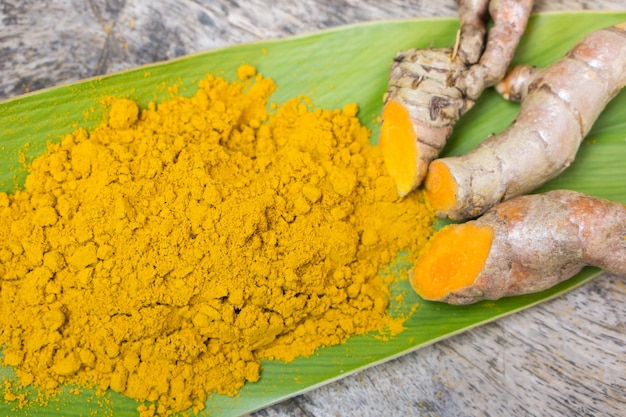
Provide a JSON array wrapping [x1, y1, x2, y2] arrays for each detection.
[[0, 66, 434, 416]]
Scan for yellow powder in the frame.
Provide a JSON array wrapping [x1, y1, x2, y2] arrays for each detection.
[[0, 68, 434, 416], [237, 64, 257, 80]]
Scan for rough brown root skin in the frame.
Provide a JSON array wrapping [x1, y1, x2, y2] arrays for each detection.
[[426, 24, 626, 221], [457, 0, 490, 65], [411, 190, 626, 305], [381, 48, 474, 194]]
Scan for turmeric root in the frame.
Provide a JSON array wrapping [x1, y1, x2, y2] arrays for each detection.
[[410, 190, 626, 305], [425, 23, 626, 221], [379, 0, 533, 196], [380, 51, 470, 196]]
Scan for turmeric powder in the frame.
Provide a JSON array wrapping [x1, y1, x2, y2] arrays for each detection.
[[0, 68, 434, 416]]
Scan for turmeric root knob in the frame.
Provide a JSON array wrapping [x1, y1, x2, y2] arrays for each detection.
[[411, 190, 626, 305]]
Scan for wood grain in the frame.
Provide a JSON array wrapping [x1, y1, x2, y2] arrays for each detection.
[[1, 1, 625, 417]]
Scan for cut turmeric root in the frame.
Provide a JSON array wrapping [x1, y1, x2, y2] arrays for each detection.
[[425, 23, 626, 221], [380, 49, 470, 196], [380, 0, 533, 196], [409, 222, 493, 301], [410, 190, 626, 305]]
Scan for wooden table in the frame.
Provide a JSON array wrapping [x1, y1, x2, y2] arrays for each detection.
[[1, 1, 625, 416]]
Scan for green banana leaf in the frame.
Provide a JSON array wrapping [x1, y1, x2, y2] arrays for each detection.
[[1, 10, 625, 417]]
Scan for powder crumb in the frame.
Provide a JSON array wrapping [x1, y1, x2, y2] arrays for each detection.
[[343, 103, 358, 117], [0, 192, 10, 208], [237, 63, 257, 80], [0, 66, 435, 416], [107, 99, 138, 130]]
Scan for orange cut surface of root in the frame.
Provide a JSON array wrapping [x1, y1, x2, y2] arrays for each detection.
[[380, 100, 419, 196], [424, 160, 458, 215], [410, 222, 494, 300]]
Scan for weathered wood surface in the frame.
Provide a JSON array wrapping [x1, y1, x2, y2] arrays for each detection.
[[1, 1, 625, 416]]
